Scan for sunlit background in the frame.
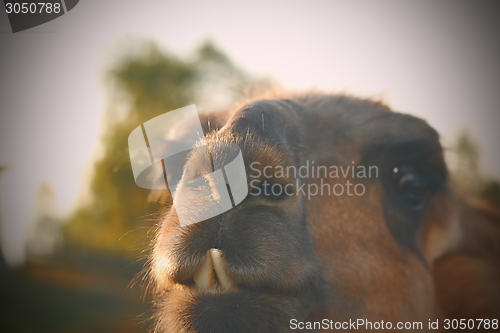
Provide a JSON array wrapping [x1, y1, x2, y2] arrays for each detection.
[[0, 1, 499, 332]]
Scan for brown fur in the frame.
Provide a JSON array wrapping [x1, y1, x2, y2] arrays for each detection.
[[435, 198, 500, 321], [149, 93, 500, 332]]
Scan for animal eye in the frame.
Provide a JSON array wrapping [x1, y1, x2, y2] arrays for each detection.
[[391, 166, 433, 208]]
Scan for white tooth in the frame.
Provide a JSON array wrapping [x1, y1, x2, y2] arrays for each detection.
[[193, 252, 215, 289], [210, 248, 235, 289]]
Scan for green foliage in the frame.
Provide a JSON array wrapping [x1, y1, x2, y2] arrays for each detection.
[[63, 40, 264, 254], [110, 42, 196, 122], [450, 131, 500, 209], [481, 180, 500, 207]]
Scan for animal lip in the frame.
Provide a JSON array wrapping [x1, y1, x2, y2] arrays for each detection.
[[193, 248, 235, 290]]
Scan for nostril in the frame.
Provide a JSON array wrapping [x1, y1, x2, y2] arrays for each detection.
[[193, 248, 235, 290]]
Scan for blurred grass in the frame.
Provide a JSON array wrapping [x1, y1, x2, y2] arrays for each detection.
[[0, 251, 151, 333]]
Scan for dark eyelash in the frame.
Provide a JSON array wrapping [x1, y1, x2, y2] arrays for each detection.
[[412, 166, 448, 194]]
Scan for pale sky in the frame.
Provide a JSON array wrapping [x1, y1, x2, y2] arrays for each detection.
[[1, 0, 499, 265]]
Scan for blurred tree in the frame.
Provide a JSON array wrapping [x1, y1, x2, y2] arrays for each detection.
[[449, 131, 500, 210], [63, 40, 270, 254], [0, 165, 9, 276], [27, 181, 63, 257]]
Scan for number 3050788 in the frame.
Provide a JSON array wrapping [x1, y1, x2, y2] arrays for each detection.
[[5, 3, 62, 14], [443, 319, 498, 330]]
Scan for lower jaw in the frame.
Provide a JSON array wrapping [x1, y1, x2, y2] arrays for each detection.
[[154, 287, 312, 333]]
